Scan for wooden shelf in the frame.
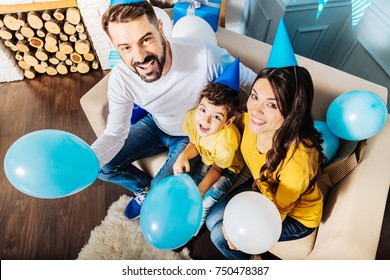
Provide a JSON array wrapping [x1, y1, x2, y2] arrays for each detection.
[[0, 0, 77, 14]]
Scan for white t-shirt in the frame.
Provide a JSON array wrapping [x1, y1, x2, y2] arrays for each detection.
[[91, 37, 256, 166]]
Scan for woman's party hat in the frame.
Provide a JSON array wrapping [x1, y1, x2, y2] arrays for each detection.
[[266, 19, 298, 68]]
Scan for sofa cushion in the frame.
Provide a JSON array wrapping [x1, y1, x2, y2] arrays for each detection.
[[269, 229, 317, 259], [134, 152, 168, 177]]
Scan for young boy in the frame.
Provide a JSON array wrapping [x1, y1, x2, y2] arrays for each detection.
[[173, 58, 244, 231]]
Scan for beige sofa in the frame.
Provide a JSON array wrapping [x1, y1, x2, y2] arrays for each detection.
[[80, 27, 390, 259]]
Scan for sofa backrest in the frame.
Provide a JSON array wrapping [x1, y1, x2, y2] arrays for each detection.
[[215, 28, 388, 120]]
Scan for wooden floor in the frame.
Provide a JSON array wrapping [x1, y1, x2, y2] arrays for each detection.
[[0, 69, 389, 260]]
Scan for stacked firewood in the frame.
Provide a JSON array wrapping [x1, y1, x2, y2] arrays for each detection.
[[0, 7, 99, 79]]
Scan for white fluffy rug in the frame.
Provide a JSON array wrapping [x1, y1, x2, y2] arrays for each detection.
[[77, 195, 191, 260]]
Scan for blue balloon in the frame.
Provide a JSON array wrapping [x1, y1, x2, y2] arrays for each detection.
[[326, 90, 388, 141], [140, 173, 202, 250], [314, 120, 340, 163], [4, 130, 99, 199]]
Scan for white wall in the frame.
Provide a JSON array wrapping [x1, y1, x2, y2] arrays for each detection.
[[225, 0, 245, 33], [76, 0, 111, 70]]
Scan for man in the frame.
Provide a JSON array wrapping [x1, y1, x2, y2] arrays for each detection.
[[92, 0, 256, 220]]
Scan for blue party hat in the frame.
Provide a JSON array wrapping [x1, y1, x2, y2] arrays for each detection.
[[266, 19, 298, 68], [110, 0, 145, 6], [214, 57, 240, 92]]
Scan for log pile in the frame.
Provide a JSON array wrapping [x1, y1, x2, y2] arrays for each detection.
[[0, 7, 99, 79]]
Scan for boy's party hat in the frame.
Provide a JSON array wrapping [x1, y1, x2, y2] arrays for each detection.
[[214, 57, 240, 92], [266, 18, 298, 68], [110, 0, 145, 5]]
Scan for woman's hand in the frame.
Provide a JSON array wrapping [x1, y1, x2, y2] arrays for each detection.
[[223, 224, 262, 259], [222, 224, 238, 250]]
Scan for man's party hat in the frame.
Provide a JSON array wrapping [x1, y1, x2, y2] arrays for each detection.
[[214, 57, 240, 92], [266, 18, 298, 68]]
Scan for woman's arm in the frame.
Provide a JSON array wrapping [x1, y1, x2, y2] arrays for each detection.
[[262, 146, 317, 220]]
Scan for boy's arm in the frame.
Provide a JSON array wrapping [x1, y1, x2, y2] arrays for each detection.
[[173, 139, 199, 174], [198, 163, 223, 198]]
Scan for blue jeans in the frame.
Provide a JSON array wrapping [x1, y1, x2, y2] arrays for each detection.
[[98, 114, 189, 194], [206, 179, 317, 260], [190, 162, 238, 231]]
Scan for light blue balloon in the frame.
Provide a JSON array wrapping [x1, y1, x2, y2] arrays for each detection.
[[140, 173, 202, 250], [4, 129, 99, 199], [314, 120, 340, 163], [326, 90, 388, 141]]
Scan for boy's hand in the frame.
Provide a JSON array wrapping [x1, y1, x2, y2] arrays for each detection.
[[197, 187, 206, 198], [173, 155, 190, 175]]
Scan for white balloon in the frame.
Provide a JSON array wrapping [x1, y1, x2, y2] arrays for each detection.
[[172, 15, 217, 45], [153, 6, 173, 38], [223, 191, 282, 254]]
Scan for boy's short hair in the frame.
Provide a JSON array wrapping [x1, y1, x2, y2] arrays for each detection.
[[198, 82, 240, 120]]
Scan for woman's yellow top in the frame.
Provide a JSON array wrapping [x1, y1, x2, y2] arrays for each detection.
[[240, 113, 323, 228]]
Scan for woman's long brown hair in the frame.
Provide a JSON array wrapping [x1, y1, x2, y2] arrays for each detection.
[[255, 66, 324, 193]]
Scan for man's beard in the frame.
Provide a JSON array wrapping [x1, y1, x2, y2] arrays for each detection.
[[133, 36, 167, 83]]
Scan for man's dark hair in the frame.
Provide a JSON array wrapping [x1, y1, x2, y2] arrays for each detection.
[[102, 1, 158, 35]]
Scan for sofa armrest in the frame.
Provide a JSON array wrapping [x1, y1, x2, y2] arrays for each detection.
[[80, 73, 110, 138], [306, 120, 390, 259]]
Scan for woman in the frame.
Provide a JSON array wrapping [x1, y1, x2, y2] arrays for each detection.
[[205, 66, 325, 260]]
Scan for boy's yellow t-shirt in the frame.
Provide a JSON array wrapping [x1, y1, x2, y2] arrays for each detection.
[[240, 112, 323, 228], [184, 109, 244, 174]]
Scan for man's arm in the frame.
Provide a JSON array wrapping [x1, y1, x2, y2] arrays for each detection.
[[91, 73, 134, 167], [239, 62, 257, 95]]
